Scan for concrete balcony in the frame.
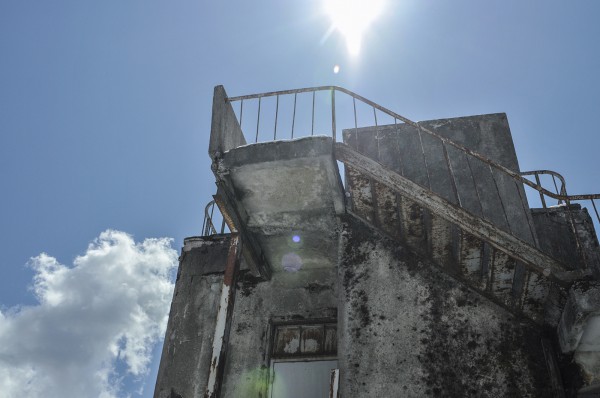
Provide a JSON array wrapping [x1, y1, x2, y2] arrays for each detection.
[[209, 86, 344, 278]]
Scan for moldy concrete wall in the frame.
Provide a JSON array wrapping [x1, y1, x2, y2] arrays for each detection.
[[338, 215, 554, 397], [221, 266, 338, 397]]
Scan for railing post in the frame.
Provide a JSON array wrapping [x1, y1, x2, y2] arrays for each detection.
[[534, 173, 547, 208], [331, 88, 336, 143]]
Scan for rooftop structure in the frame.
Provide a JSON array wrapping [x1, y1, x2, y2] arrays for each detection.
[[155, 85, 600, 397]]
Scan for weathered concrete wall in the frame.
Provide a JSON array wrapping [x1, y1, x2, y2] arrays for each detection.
[[220, 137, 345, 274], [220, 266, 338, 397], [209, 85, 246, 159], [338, 215, 554, 397], [154, 236, 231, 398], [532, 205, 589, 271], [343, 114, 538, 246]]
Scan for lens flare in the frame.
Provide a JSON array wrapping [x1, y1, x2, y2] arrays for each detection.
[[292, 235, 301, 243], [333, 65, 340, 74], [324, 0, 385, 56]]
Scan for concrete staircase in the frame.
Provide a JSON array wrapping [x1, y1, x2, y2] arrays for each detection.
[[338, 133, 588, 326]]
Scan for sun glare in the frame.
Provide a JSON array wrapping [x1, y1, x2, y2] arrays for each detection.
[[324, 0, 385, 56]]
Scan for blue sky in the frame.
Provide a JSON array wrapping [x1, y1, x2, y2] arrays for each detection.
[[1, 1, 600, 396]]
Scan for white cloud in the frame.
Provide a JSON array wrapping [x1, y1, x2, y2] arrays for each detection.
[[0, 230, 178, 398]]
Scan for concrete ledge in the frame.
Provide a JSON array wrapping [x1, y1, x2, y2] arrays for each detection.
[[214, 136, 345, 274]]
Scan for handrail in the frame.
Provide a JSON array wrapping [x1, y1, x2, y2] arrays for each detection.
[[335, 142, 588, 285], [521, 170, 567, 201], [521, 169, 600, 226], [227, 86, 600, 204]]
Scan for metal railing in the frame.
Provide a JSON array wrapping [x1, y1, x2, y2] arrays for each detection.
[[202, 200, 228, 236], [521, 170, 600, 224], [227, 86, 598, 209], [223, 86, 600, 273]]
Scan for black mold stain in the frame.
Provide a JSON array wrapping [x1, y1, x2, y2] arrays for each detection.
[[237, 270, 262, 297], [343, 214, 557, 397], [418, 271, 554, 397]]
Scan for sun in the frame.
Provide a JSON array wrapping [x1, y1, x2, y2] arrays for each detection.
[[324, 0, 385, 56]]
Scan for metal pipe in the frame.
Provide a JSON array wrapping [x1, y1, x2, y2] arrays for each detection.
[[312, 91, 315, 136], [552, 175, 561, 204], [255, 97, 261, 143], [291, 93, 297, 139], [373, 106, 378, 126], [274, 95, 279, 140], [534, 173, 547, 208], [592, 199, 600, 225], [331, 88, 336, 142]]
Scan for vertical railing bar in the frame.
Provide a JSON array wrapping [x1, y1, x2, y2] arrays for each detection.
[[466, 155, 484, 217], [353, 97, 358, 129], [488, 164, 512, 233], [443, 142, 461, 207], [394, 118, 404, 176], [311, 91, 315, 136], [534, 173, 547, 208], [416, 124, 432, 189], [592, 199, 600, 225], [201, 213, 207, 237], [255, 97, 261, 143], [373, 106, 378, 126], [376, 121, 381, 161], [210, 202, 216, 235], [291, 93, 297, 139], [331, 88, 336, 142], [551, 175, 559, 195], [239, 100, 244, 127], [273, 95, 279, 140], [551, 174, 562, 205], [515, 179, 538, 246], [373, 105, 379, 159], [565, 198, 588, 269]]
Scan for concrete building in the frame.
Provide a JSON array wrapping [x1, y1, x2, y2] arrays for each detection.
[[154, 86, 600, 397]]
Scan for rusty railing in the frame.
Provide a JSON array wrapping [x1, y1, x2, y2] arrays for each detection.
[[228, 87, 597, 236], [202, 199, 228, 236], [521, 169, 600, 224]]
